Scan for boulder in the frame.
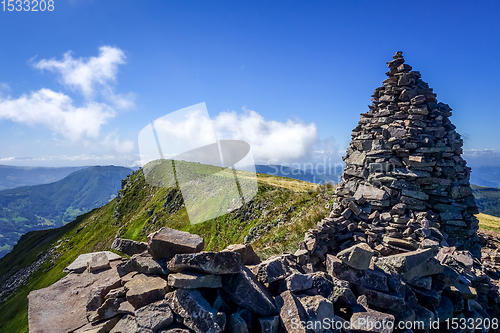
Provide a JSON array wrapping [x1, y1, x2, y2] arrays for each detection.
[[117, 252, 167, 277], [222, 243, 261, 265], [86, 271, 123, 320], [297, 295, 335, 333], [255, 256, 293, 283], [111, 238, 148, 256], [350, 309, 395, 333], [147, 228, 204, 260], [336, 243, 374, 270], [275, 290, 308, 333], [124, 274, 169, 309], [222, 266, 277, 316], [285, 273, 313, 293], [135, 299, 174, 333], [374, 248, 438, 275], [167, 252, 241, 274], [166, 288, 226, 333], [109, 314, 138, 333], [88, 297, 125, 322], [167, 272, 222, 289]]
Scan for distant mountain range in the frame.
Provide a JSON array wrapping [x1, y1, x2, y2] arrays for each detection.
[[0, 166, 132, 257], [470, 166, 500, 188], [0, 165, 86, 191]]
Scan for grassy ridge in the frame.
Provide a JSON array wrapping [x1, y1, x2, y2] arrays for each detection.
[[0, 167, 334, 332]]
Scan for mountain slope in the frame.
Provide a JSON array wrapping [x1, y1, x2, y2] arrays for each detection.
[[0, 165, 85, 191], [470, 166, 500, 188], [472, 184, 500, 218], [0, 166, 133, 257], [0, 165, 333, 332]]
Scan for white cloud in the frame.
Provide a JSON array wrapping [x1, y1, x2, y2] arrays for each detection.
[[0, 154, 139, 168], [212, 107, 317, 164], [32, 46, 133, 109], [0, 88, 115, 140], [102, 132, 135, 154], [464, 149, 500, 167]]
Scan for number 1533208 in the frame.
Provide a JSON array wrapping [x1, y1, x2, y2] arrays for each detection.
[[2, 0, 54, 11]]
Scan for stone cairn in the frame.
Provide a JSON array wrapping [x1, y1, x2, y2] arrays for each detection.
[[27, 53, 500, 333]]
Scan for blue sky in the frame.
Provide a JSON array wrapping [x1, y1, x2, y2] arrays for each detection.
[[0, 0, 499, 167]]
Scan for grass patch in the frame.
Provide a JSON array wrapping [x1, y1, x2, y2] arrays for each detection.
[[476, 213, 500, 234]]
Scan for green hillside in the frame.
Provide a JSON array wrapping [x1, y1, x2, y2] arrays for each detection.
[[0, 164, 334, 332], [0, 166, 133, 257], [472, 184, 500, 218]]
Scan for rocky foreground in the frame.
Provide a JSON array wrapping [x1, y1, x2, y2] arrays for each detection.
[[28, 225, 500, 333]]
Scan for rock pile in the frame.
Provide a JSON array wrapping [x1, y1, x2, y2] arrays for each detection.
[[292, 52, 500, 331], [326, 51, 480, 258]]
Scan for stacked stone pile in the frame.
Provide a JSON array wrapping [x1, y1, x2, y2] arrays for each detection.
[[309, 51, 479, 259], [291, 52, 500, 331]]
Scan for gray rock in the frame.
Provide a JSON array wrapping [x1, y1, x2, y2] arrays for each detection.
[[222, 243, 261, 265], [117, 252, 167, 277], [147, 227, 204, 260], [255, 255, 293, 283], [167, 252, 241, 274], [336, 243, 373, 270], [168, 272, 222, 289], [135, 299, 174, 333], [166, 288, 226, 333], [124, 274, 169, 309], [297, 295, 335, 333], [112, 238, 148, 256], [374, 247, 438, 275], [222, 265, 277, 316], [351, 309, 395, 333], [285, 273, 313, 292], [275, 290, 308, 333], [88, 297, 125, 322], [354, 184, 389, 201], [87, 252, 111, 273], [86, 272, 123, 320], [351, 285, 406, 312], [109, 314, 138, 333]]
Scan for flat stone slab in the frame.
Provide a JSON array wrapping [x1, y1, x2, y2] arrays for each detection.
[[64, 251, 122, 274], [125, 274, 169, 309], [87, 252, 110, 273], [168, 272, 222, 289], [28, 265, 120, 333], [167, 252, 241, 274]]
